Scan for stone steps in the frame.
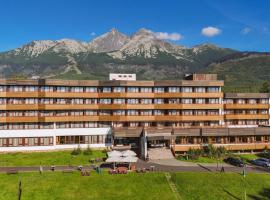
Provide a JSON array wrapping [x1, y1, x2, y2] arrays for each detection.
[[148, 147, 174, 160]]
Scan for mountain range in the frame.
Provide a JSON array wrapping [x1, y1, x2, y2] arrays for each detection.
[[0, 28, 269, 92]]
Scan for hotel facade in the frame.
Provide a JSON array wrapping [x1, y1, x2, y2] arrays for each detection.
[[0, 74, 269, 158]]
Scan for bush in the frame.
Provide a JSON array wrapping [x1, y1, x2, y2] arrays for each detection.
[[83, 146, 93, 155], [187, 148, 203, 160], [71, 146, 82, 155]]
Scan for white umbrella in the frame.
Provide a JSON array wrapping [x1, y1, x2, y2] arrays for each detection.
[[106, 157, 123, 163], [122, 156, 138, 163], [122, 150, 137, 157], [107, 150, 122, 157]]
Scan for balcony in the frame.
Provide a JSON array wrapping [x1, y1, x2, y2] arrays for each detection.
[[225, 114, 269, 120], [225, 104, 269, 109]]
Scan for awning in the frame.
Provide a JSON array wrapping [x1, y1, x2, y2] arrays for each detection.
[[202, 128, 229, 136], [173, 128, 200, 136], [113, 128, 142, 138]]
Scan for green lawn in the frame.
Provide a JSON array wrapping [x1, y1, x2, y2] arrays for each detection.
[[0, 172, 174, 200], [0, 150, 106, 167], [1, 171, 270, 200], [173, 172, 270, 200]]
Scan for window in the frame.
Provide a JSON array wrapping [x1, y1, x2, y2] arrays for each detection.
[[9, 86, 23, 92], [40, 86, 54, 92], [0, 86, 6, 92], [182, 87, 192, 93], [71, 99, 84, 104], [194, 87, 206, 93], [248, 99, 257, 104], [224, 99, 234, 104], [182, 110, 193, 115], [85, 110, 97, 116], [141, 99, 152, 104], [25, 86, 38, 92], [113, 87, 125, 93], [168, 99, 180, 104], [99, 110, 111, 115], [56, 86, 68, 92], [168, 110, 179, 115], [102, 87, 111, 93], [208, 98, 219, 104], [113, 99, 125, 104], [140, 87, 152, 93], [140, 110, 152, 116], [0, 98, 6, 104], [207, 87, 219, 92], [154, 87, 165, 93], [40, 98, 54, 104], [127, 87, 139, 93], [154, 110, 164, 115], [25, 98, 38, 104], [113, 110, 125, 116], [260, 99, 269, 104], [168, 87, 180, 93], [195, 99, 205, 104], [56, 99, 67, 104], [127, 99, 139, 104], [99, 99, 111, 104], [85, 99, 97, 104], [85, 87, 97, 93], [182, 98, 193, 104], [127, 110, 138, 116], [71, 87, 83, 93], [154, 99, 164, 104], [236, 99, 246, 104]]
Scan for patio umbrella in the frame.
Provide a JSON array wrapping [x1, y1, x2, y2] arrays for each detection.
[[121, 156, 138, 163], [107, 150, 122, 157], [122, 150, 137, 157]]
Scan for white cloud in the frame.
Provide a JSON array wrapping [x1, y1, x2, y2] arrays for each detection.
[[242, 27, 251, 34], [154, 32, 183, 41], [201, 26, 222, 37], [90, 32, 96, 36]]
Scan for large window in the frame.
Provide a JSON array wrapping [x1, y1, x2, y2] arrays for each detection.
[[168, 87, 180, 93], [182, 87, 192, 93], [113, 99, 125, 104], [127, 99, 139, 104], [127, 87, 139, 93], [140, 87, 152, 93], [113, 87, 125, 93], [99, 99, 111, 104], [154, 87, 165, 93], [85, 87, 97, 93], [141, 99, 152, 104]]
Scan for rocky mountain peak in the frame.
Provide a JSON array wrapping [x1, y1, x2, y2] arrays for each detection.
[[88, 29, 130, 53]]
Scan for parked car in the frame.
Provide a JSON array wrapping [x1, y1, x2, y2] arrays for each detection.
[[224, 157, 244, 167], [250, 158, 270, 167]]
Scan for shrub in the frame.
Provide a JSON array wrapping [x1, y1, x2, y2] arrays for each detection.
[[83, 146, 93, 155], [71, 146, 82, 155]]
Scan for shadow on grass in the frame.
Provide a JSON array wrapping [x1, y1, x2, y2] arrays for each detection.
[[248, 188, 270, 200], [223, 189, 241, 200]]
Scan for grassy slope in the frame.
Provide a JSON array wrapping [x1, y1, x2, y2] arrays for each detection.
[[204, 54, 270, 92], [0, 150, 106, 167], [0, 172, 174, 200]]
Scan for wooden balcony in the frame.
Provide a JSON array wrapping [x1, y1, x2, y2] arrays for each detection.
[[225, 114, 269, 120], [225, 104, 269, 109]]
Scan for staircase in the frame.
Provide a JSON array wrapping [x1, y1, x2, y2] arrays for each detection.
[[147, 147, 175, 160]]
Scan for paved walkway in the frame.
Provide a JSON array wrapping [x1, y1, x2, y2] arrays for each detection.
[[150, 158, 232, 167]]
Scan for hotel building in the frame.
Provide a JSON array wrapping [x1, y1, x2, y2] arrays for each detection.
[[0, 74, 269, 158]]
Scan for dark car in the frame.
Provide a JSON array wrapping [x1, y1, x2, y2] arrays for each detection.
[[250, 158, 270, 167], [224, 157, 244, 167]]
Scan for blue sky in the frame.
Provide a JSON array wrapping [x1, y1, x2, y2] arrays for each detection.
[[1, 0, 270, 52]]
